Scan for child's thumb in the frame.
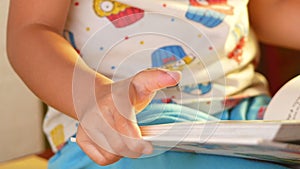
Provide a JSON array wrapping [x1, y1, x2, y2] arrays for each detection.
[[134, 68, 181, 93]]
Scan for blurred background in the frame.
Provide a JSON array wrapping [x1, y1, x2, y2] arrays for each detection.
[[0, 0, 300, 166], [257, 44, 300, 96]]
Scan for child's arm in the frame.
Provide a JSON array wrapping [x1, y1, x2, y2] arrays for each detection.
[[7, 0, 180, 165], [248, 0, 300, 50]]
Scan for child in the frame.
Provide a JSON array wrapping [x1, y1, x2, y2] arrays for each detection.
[[7, 0, 299, 168]]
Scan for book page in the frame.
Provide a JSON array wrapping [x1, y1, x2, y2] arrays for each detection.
[[264, 75, 300, 120]]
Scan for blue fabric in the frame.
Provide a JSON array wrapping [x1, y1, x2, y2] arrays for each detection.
[[48, 95, 290, 169], [136, 103, 218, 126]]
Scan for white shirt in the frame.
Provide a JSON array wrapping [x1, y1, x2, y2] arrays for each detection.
[[44, 0, 269, 152]]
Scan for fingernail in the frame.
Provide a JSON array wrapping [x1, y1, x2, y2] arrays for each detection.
[[166, 70, 182, 81], [142, 145, 153, 154]]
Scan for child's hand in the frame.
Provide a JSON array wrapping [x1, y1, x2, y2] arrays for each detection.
[[75, 69, 181, 166]]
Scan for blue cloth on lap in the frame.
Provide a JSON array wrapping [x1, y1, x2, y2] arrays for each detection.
[[48, 95, 290, 169]]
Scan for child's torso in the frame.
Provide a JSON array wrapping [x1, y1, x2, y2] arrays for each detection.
[[44, 0, 270, 152]]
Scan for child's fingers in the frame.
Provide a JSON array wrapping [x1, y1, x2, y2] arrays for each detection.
[[79, 105, 150, 158], [76, 125, 121, 166], [113, 108, 153, 155], [98, 105, 152, 157]]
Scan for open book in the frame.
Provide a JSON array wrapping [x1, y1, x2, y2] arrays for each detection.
[[140, 75, 300, 165]]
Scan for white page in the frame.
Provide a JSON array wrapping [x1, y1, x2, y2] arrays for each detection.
[[264, 75, 300, 120]]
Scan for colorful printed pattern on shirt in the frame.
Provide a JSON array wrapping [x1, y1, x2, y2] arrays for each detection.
[[185, 0, 234, 28], [62, 0, 266, 108], [93, 0, 144, 28], [43, 0, 270, 152]]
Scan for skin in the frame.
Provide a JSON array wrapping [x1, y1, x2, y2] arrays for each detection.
[[7, 0, 181, 166], [248, 0, 300, 50], [6, 0, 300, 166]]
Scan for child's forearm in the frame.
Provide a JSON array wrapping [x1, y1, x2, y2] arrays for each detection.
[[6, 0, 86, 119], [7, 24, 111, 119], [248, 0, 300, 50]]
